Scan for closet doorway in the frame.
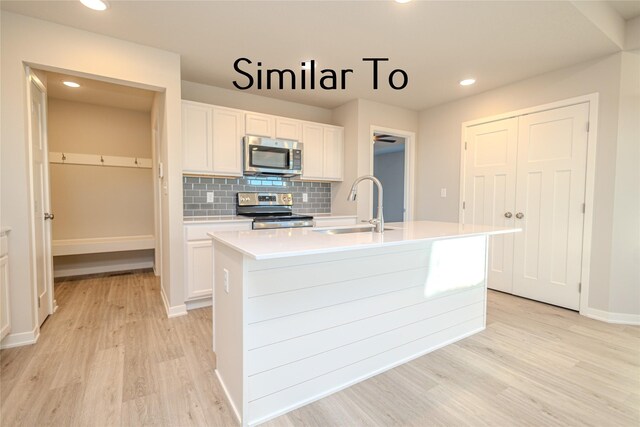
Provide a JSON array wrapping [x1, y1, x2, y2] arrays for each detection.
[[37, 70, 160, 284], [461, 96, 597, 311]]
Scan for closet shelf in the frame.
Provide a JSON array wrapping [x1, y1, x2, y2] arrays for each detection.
[[49, 152, 152, 169]]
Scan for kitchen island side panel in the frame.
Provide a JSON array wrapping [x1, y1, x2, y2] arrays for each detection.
[[213, 241, 247, 424], [243, 235, 488, 425]]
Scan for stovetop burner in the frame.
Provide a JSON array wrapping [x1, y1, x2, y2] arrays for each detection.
[[236, 192, 314, 229]]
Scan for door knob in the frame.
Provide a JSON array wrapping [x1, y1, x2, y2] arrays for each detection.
[[515, 212, 524, 219], [504, 212, 513, 218], [44, 213, 55, 220]]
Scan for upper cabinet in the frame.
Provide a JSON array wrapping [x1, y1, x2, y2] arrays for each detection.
[[182, 102, 213, 173], [275, 118, 302, 141], [245, 113, 274, 138], [302, 124, 344, 182], [182, 100, 343, 181], [182, 101, 244, 176], [323, 126, 344, 181]]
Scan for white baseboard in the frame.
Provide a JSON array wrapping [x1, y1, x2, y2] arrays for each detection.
[[186, 297, 212, 311], [582, 307, 640, 325], [160, 284, 187, 318], [215, 369, 243, 425], [0, 325, 40, 349], [53, 261, 154, 278]]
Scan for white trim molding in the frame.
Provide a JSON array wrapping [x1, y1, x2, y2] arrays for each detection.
[[53, 261, 154, 279], [0, 326, 40, 349], [160, 284, 187, 318], [52, 235, 155, 256], [186, 297, 212, 311], [368, 125, 417, 222], [581, 307, 640, 325]]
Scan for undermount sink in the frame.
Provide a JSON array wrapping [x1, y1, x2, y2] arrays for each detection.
[[313, 227, 395, 235]]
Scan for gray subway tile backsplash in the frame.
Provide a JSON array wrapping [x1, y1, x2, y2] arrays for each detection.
[[183, 175, 331, 217]]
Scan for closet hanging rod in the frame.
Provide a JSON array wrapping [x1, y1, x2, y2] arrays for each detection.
[[49, 152, 152, 169]]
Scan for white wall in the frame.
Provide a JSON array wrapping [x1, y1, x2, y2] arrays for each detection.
[[181, 80, 333, 123], [608, 50, 640, 316], [48, 98, 154, 240], [0, 12, 184, 343], [416, 52, 637, 316], [332, 99, 418, 220]]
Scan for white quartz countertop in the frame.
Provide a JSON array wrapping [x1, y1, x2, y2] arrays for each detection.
[[184, 213, 356, 224], [184, 215, 253, 224], [209, 220, 520, 260]]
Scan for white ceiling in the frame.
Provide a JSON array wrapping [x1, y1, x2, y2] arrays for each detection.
[[1, 1, 626, 111], [44, 71, 155, 112]]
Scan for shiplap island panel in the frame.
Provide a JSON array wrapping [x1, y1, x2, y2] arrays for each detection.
[[209, 221, 519, 426]]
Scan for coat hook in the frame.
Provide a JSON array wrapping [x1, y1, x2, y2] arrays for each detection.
[[62, 153, 66, 162], [100, 155, 105, 164], [134, 157, 139, 166]]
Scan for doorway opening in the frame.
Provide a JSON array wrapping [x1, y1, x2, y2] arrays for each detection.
[[373, 133, 406, 222], [27, 67, 163, 327], [369, 126, 416, 223]]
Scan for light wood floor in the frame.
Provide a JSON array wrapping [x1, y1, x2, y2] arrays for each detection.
[[1, 272, 638, 426]]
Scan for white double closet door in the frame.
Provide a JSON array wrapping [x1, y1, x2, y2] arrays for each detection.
[[463, 103, 589, 310]]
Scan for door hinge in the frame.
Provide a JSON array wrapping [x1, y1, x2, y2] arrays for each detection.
[[462, 201, 466, 209], [586, 122, 590, 132], [578, 282, 582, 292], [465, 141, 468, 150], [38, 298, 41, 308], [582, 203, 586, 213]]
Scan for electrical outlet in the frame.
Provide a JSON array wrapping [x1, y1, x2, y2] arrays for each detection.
[[223, 269, 230, 294], [207, 192, 214, 203], [440, 188, 447, 198], [302, 193, 308, 202]]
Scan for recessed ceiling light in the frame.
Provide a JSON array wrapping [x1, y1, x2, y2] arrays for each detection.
[[459, 78, 476, 86], [80, 0, 109, 11], [63, 81, 81, 88], [395, 0, 412, 3]]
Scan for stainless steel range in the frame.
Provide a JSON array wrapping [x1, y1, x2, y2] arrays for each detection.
[[237, 192, 314, 229]]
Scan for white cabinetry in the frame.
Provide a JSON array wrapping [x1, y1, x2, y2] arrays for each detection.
[[275, 118, 302, 141], [182, 100, 344, 181], [302, 124, 344, 182], [184, 221, 252, 307], [182, 101, 244, 176], [245, 113, 274, 138], [0, 230, 10, 342], [301, 123, 325, 180]]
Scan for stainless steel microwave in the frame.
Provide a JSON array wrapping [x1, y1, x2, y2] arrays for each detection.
[[244, 136, 303, 177]]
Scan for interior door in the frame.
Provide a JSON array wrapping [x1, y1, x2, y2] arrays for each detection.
[[29, 72, 53, 326], [512, 103, 589, 310], [464, 118, 518, 292]]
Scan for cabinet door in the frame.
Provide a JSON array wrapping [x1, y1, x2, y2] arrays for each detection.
[[323, 127, 344, 181], [275, 118, 302, 141], [302, 124, 324, 180], [186, 240, 213, 301], [0, 255, 10, 341], [182, 102, 213, 173], [212, 107, 244, 176], [246, 113, 274, 138]]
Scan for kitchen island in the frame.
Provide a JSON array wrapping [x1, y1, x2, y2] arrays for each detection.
[[209, 221, 519, 426]]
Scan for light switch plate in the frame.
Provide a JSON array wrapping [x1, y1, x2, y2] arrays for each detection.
[[207, 192, 214, 203], [302, 193, 308, 202], [440, 188, 447, 198]]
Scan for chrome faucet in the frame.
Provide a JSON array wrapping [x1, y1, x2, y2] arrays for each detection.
[[347, 175, 384, 233]]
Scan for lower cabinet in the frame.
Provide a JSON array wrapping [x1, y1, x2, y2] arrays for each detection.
[[184, 221, 252, 307]]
